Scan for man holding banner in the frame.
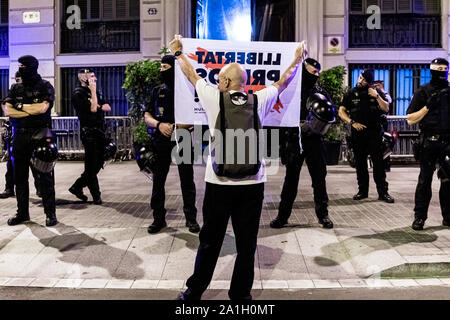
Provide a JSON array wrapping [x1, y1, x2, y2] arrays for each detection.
[[170, 34, 306, 301]]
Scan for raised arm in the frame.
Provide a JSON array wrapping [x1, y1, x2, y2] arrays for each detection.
[[407, 107, 429, 125], [169, 35, 202, 87], [273, 41, 307, 94]]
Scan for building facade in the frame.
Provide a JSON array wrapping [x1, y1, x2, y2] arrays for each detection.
[[0, 0, 449, 117]]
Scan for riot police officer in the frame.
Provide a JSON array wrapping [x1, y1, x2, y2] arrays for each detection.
[[3, 55, 57, 226], [339, 69, 395, 203], [69, 69, 111, 205], [270, 58, 334, 229], [406, 58, 450, 231], [1, 71, 42, 199], [144, 55, 199, 234]]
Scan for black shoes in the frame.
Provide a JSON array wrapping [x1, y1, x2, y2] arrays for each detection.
[[148, 221, 167, 234], [319, 217, 334, 229], [7, 214, 30, 226], [379, 193, 395, 203], [270, 217, 288, 229], [93, 198, 103, 205], [36, 189, 43, 198], [353, 192, 368, 201], [46, 213, 58, 227], [69, 187, 88, 202], [177, 289, 201, 301], [0, 189, 15, 199], [443, 220, 450, 227], [412, 218, 425, 231], [186, 220, 200, 233]]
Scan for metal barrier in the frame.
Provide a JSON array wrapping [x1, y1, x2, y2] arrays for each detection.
[[386, 116, 419, 156], [0, 116, 135, 160]]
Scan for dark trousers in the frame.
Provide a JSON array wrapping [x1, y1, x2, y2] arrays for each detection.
[[352, 129, 389, 195], [186, 182, 264, 300], [278, 132, 329, 221], [12, 130, 55, 217], [151, 137, 197, 222], [72, 133, 104, 200], [414, 140, 450, 221], [5, 147, 41, 193]]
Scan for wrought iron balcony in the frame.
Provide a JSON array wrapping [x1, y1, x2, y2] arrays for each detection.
[[0, 25, 8, 56], [60, 20, 140, 53], [349, 14, 441, 48]]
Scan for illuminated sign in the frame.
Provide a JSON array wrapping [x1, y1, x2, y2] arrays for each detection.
[[23, 11, 41, 24]]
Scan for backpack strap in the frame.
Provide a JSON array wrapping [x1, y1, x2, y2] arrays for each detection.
[[252, 93, 260, 165], [216, 92, 226, 175]]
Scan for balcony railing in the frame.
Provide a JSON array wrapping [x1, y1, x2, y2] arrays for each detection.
[[60, 20, 140, 53], [349, 14, 441, 48], [0, 25, 8, 56]]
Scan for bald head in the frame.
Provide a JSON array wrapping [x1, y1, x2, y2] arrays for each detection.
[[218, 63, 247, 92]]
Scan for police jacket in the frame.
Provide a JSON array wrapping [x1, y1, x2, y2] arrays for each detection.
[[145, 83, 175, 125], [406, 82, 450, 134], [72, 86, 108, 130], [341, 86, 387, 130], [4, 76, 54, 129]]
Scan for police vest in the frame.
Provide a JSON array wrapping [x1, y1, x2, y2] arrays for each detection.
[[421, 84, 450, 134], [348, 87, 383, 128], [153, 84, 174, 123]]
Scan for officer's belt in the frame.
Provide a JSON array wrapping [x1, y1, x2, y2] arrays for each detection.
[[423, 133, 450, 142], [13, 127, 42, 133]]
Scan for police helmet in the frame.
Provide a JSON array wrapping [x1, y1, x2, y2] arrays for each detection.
[[381, 132, 396, 160], [438, 145, 450, 183], [31, 138, 58, 173], [103, 139, 117, 163], [136, 142, 158, 180], [305, 93, 336, 135]]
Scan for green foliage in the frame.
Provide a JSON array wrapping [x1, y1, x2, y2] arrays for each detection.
[[133, 120, 151, 144], [318, 66, 348, 142], [123, 59, 161, 122], [159, 47, 170, 55]]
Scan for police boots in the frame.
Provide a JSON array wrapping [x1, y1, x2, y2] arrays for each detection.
[[7, 213, 30, 226], [45, 212, 58, 227]]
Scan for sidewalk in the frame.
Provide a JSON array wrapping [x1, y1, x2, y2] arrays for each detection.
[[0, 161, 449, 296]]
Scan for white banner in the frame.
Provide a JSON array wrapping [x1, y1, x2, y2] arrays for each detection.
[[174, 38, 302, 127]]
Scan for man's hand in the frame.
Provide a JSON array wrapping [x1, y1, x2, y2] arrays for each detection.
[[368, 88, 379, 98], [88, 78, 97, 92], [169, 35, 183, 54], [159, 122, 174, 137], [294, 41, 307, 64], [352, 122, 367, 131]]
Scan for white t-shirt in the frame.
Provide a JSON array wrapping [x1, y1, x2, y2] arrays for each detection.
[[195, 79, 279, 186]]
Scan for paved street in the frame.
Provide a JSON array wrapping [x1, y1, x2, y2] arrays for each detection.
[[0, 161, 449, 300]]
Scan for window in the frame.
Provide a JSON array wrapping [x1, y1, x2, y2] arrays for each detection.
[[61, 0, 140, 53], [193, 0, 295, 42], [349, 63, 430, 115], [0, 68, 9, 100], [349, 0, 441, 48], [60, 66, 129, 116], [0, 0, 8, 56]]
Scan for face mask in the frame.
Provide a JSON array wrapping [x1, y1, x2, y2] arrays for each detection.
[[19, 66, 38, 83], [431, 69, 449, 87], [302, 66, 319, 91]]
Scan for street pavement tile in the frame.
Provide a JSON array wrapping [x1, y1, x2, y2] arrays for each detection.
[[105, 279, 134, 289], [157, 280, 184, 289], [55, 279, 83, 288], [79, 279, 109, 289], [28, 278, 59, 288], [252, 280, 263, 290], [312, 280, 342, 288], [4, 278, 35, 287], [262, 280, 289, 289], [364, 279, 393, 288], [0, 278, 9, 286], [131, 280, 159, 289], [338, 279, 367, 288], [403, 255, 450, 263], [389, 279, 419, 287], [415, 278, 443, 286], [287, 280, 315, 289], [209, 281, 230, 290], [439, 278, 450, 285]]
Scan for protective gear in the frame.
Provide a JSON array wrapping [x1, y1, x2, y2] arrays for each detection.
[[303, 93, 336, 136], [31, 138, 58, 173], [1, 121, 12, 150], [136, 142, 158, 180], [160, 55, 175, 87], [381, 132, 396, 160], [103, 139, 117, 163], [305, 58, 321, 71], [302, 60, 320, 90], [430, 58, 449, 88], [438, 144, 450, 182], [18, 55, 39, 84], [362, 69, 374, 85]]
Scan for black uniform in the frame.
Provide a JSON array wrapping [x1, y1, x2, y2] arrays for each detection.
[[70, 86, 107, 201], [341, 86, 389, 196], [145, 83, 197, 225], [277, 81, 331, 223], [4, 76, 56, 221], [406, 82, 450, 223]]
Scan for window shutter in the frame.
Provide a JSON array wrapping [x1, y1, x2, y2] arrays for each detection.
[[350, 0, 364, 14], [397, 0, 413, 12], [103, 0, 114, 19], [116, 0, 127, 18], [129, 0, 140, 18], [366, 0, 381, 9], [77, 0, 88, 20], [381, 0, 396, 13], [90, 0, 100, 19], [413, 0, 441, 14]]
